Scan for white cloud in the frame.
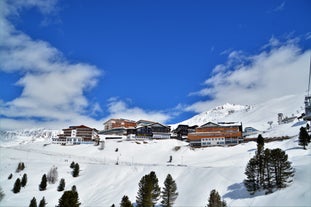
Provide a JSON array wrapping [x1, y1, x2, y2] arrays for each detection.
[[273, 1, 286, 12], [103, 98, 171, 124], [0, 0, 102, 130], [187, 39, 311, 113]]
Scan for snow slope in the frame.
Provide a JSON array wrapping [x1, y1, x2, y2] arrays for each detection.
[[0, 136, 310, 207], [0, 93, 310, 207]]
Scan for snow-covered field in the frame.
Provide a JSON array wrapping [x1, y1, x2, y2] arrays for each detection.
[[1, 93, 310, 206], [0, 135, 310, 207]]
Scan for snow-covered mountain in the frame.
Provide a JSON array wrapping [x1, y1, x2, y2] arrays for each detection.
[[0, 129, 61, 146], [172, 93, 305, 137]]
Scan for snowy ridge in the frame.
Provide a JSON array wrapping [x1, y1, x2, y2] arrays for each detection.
[[172, 93, 305, 137], [0, 129, 61, 146], [172, 103, 251, 129]]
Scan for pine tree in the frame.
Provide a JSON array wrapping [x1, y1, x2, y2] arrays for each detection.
[[244, 147, 295, 195], [256, 134, 265, 186], [136, 174, 152, 207], [39, 174, 47, 191], [0, 186, 5, 201], [8, 173, 13, 180], [58, 190, 81, 207], [299, 127, 309, 149], [257, 134, 264, 152], [39, 197, 47, 207], [16, 162, 25, 172], [244, 157, 259, 195], [71, 185, 77, 192], [149, 171, 161, 205], [58, 178, 66, 192], [263, 149, 273, 194], [21, 173, 27, 187], [136, 171, 160, 207], [47, 166, 58, 184], [70, 161, 75, 169], [269, 148, 295, 189], [207, 189, 226, 207], [29, 197, 37, 207], [72, 163, 80, 177], [161, 174, 178, 207], [13, 178, 21, 193], [120, 195, 133, 207]]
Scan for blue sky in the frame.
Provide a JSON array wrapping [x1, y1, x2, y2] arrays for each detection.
[[0, 0, 311, 130]]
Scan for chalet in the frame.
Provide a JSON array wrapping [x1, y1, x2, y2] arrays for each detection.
[[187, 122, 243, 147], [53, 125, 98, 145], [101, 118, 137, 135], [136, 120, 156, 127], [243, 127, 259, 137], [104, 118, 137, 130], [136, 122, 171, 139], [172, 124, 198, 140]]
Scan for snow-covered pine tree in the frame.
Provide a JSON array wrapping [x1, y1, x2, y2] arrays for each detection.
[[120, 195, 133, 207], [29, 197, 37, 207], [39, 174, 47, 191], [161, 174, 178, 207], [47, 166, 58, 184], [13, 178, 21, 193], [206, 189, 226, 207]]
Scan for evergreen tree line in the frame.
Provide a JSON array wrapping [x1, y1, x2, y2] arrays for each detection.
[[114, 171, 226, 207], [244, 135, 295, 195], [70, 161, 80, 177], [29, 196, 46, 207], [136, 172, 178, 207], [16, 162, 25, 173], [298, 126, 311, 149], [29, 185, 80, 207], [12, 173, 27, 193], [5, 161, 81, 206]]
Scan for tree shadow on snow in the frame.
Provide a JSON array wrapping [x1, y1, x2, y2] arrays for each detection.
[[247, 148, 256, 152], [285, 146, 303, 151], [223, 182, 255, 199]]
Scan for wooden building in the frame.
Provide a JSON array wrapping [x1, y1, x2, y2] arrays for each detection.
[[172, 124, 198, 140], [136, 122, 171, 139], [102, 118, 137, 136], [53, 125, 98, 145], [103, 118, 137, 131], [188, 122, 243, 147]]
